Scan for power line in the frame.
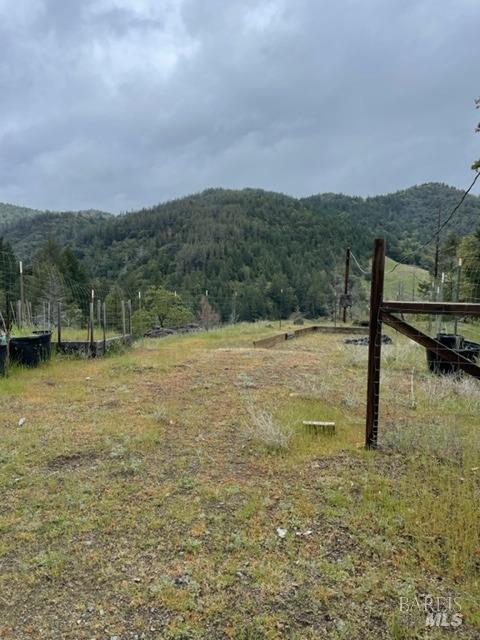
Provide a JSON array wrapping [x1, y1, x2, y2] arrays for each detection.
[[389, 171, 480, 273], [350, 250, 370, 275]]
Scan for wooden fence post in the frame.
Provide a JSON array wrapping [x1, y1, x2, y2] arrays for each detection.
[[9, 301, 16, 327], [102, 301, 107, 353], [343, 246, 350, 323], [121, 300, 126, 340], [89, 300, 94, 347], [365, 238, 385, 448], [57, 302, 62, 345]]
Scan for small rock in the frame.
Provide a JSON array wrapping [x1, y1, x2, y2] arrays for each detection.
[[18, 417, 26, 427], [276, 528, 287, 539], [295, 529, 313, 537]]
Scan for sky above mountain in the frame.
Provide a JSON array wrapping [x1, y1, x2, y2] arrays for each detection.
[[0, 0, 478, 213]]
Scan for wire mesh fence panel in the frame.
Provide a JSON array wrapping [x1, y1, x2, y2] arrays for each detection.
[[366, 238, 480, 454]]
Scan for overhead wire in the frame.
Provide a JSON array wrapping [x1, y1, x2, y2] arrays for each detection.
[[389, 171, 480, 273]]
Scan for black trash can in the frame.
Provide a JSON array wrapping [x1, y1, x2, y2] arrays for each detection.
[[426, 333, 480, 375], [33, 331, 52, 362], [461, 340, 480, 363], [9, 332, 52, 367]]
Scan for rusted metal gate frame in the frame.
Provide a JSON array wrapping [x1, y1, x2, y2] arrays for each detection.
[[365, 238, 480, 448]]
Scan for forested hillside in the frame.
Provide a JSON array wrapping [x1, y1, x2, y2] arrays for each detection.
[[0, 203, 44, 230], [76, 188, 374, 319], [302, 182, 480, 265], [1, 182, 479, 322], [1, 209, 111, 258]]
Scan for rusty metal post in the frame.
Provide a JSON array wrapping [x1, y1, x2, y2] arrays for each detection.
[[365, 238, 385, 448]]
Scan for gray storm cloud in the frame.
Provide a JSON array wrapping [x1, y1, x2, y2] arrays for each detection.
[[0, 0, 478, 212]]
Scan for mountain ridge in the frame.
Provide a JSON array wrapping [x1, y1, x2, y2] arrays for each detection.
[[1, 181, 479, 321]]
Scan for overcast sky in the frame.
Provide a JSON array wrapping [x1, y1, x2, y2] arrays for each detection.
[[0, 0, 478, 213]]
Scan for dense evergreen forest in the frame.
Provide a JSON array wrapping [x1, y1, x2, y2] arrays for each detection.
[[1, 182, 480, 325]]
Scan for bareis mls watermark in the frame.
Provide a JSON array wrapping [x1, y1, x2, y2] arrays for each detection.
[[399, 594, 463, 628]]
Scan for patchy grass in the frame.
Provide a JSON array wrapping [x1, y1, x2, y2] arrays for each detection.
[[0, 322, 478, 638], [9, 326, 120, 341], [383, 256, 430, 301]]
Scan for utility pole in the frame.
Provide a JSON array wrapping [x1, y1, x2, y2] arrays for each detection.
[[342, 247, 350, 323], [433, 207, 441, 299], [430, 207, 442, 334], [436, 272, 445, 334]]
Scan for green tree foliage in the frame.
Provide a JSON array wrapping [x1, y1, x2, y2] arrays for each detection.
[[458, 230, 480, 301], [131, 308, 155, 338], [2, 185, 480, 323], [0, 238, 18, 328], [144, 287, 193, 328], [26, 237, 91, 326]]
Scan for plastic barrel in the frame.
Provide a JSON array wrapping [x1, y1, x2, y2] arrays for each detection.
[[461, 340, 480, 363], [426, 333, 480, 375], [32, 331, 52, 362], [9, 333, 52, 367]]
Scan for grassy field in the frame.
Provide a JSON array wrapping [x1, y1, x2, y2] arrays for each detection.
[[0, 322, 479, 639], [382, 257, 430, 301]]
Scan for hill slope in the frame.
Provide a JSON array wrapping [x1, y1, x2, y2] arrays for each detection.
[[302, 182, 480, 264], [0, 203, 44, 230], [1, 182, 478, 319]]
